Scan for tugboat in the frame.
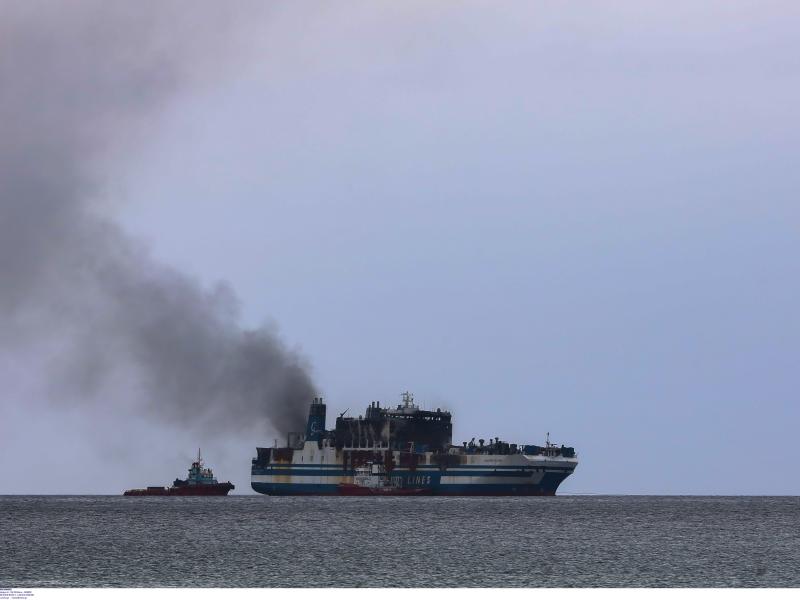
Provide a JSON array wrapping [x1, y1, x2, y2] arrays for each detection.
[[124, 449, 235, 496], [338, 462, 432, 496]]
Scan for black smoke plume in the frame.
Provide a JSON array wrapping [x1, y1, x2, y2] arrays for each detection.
[[0, 1, 314, 436]]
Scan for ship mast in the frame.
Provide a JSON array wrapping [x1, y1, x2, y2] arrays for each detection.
[[401, 391, 416, 409]]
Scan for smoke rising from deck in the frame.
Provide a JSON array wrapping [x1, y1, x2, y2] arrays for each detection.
[[0, 1, 314, 436]]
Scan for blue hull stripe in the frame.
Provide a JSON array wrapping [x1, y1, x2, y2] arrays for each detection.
[[252, 468, 572, 477], [254, 464, 568, 470], [252, 472, 571, 496], [254, 463, 559, 471]]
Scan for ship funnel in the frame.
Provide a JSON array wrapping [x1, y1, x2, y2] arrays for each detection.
[[305, 397, 327, 442]]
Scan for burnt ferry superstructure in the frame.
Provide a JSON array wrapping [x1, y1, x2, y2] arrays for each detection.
[[251, 393, 577, 496]]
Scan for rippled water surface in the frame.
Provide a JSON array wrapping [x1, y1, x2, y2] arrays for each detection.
[[2, 495, 798, 587]]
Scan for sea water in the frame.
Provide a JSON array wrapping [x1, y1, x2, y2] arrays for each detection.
[[2, 495, 798, 587]]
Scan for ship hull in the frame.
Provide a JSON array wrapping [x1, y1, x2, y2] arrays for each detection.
[[251, 444, 576, 497], [124, 483, 234, 496], [252, 480, 568, 496]]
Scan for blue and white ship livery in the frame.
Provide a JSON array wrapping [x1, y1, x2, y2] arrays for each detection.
[[251, 393, 578, 496]]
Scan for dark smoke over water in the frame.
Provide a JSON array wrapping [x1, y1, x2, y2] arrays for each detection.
[[0, 2, 314, 436]]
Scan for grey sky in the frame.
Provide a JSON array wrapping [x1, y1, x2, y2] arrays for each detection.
[[2, 1, 798, 494]]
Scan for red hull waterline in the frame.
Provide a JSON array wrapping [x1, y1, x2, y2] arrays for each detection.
[[337, 484, 432, 496], [123, 483, 234, 496]]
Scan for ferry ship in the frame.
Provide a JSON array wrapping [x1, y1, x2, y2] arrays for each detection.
[[251, 393, 577, 496]]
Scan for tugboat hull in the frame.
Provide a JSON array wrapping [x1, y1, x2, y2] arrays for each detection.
[[123, 482, 234, 496]]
